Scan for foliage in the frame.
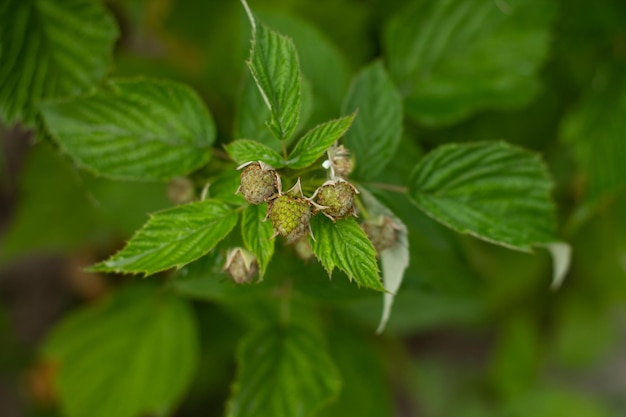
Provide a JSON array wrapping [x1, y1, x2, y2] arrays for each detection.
[[1, 0, 626, 416]]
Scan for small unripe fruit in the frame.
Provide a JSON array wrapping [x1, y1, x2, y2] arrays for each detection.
[[268, 195, 312, 243], [293, 236, 314, 260], [167, 177, 195, 204], [361, 216, 398, 253], [237, 162, 279, 204], [315, 180, 357, 220], [224, 248, 258, 284]]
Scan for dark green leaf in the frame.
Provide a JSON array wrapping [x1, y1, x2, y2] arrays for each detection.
[[384, 0, 555, 126], [226, 324, 341, 417], [0, 0, 118, 125], [342, 62, 403, 180], [242, 204, 275, 277], [409, 142, 556, 251], [43, 284, 198, 417], [243, 2, 301, 141], [310, 216, 384, 291], [225, 139, 285, 167], [287, 113, 356, 169], [92, 200, 238, 275], [40, 79, 215, 181], [562, 67, 626, 202]]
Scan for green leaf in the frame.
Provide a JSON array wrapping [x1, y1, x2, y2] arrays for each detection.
[[561, 67, 626, 202], [310, 216, 384, 291], [260, 12, 350, 125], [241, 204, 275, 277], [43, 284, 198, 417], [384, 0, 555, 126], [92, 200, 238, 275], [243, 1, 301, 141], [408, 142, 556, 251], [225, 139, 285, 167], [40, 78, 216, 181], [360, 190, 409, 334], [234, 74, 313, 154], [287, 113, 356, 169], [0, 0, 118, 125], [226, 324, 341, 417], [342, 62, 403, 180]]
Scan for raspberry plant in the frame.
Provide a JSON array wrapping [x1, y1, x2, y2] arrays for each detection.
[[6, 0, 626, 416]]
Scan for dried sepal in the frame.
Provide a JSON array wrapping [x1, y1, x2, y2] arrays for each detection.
[[223, 247, 259, 284]]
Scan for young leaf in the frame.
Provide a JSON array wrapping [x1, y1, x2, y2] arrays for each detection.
[[43, 284, 198, 417], [242, 0, 301, 141], [227, 324, 341, 417], [360, 190, 409, 334], [384, 0, 555, 126], [40, 79, 216, 181], [309, 216, 384, 291], [241, 204, 275, 277], [408, 142, 556, 251], [92, 200, 238, 275], [342, 62, 403, 180], [287, 113, 356, 169], [225, 139, 285, 167], [0, 0, 118, 125]]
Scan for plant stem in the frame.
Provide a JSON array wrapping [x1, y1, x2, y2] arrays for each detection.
[[281, 140, 288, 160]]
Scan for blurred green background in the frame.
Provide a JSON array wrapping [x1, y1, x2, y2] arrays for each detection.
[[1, 0, 626, 416]]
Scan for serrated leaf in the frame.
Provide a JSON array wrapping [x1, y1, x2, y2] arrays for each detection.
[[342, 62, 403, 180], [360, 190, 409, 334], [40, 79, 216, 181], [384, 0, 555, 126], [309, 216, 384, 291], [0, 0, 118, 125], [225, 139, 285, 167], [409, 142, 556, 251], [243, 1, 301, 141], [92, 200, 238, 275], [562, 67, 626, 202], [234, 74, 313, 154], [242, 204, 275, 277], [260, 12, 350, 124], [43, 284, 198, 417], [287, 113, 356, 169], [226, 324, 341, 417]]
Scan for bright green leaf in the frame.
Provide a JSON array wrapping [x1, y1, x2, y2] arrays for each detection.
[[260, 12, 350, 124], [242, 204, 275, 277], [225, 139, 285, 167], [0, 0, 118, 125], [310, 216, 384, 291], [342, 62, 403, 180], [226, 324, 341, 417], [243, 1, 301, 141], [384, 0, 555, 126], [409, 142, 556, 251], [92, 200, 238, 275], [287, 113, 356, 169], [40, 79, 216, 181], [43, 284, 198, 417], [562, 67, 626, 202]]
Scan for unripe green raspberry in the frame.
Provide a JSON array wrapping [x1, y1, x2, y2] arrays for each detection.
[[328, 145, 354, 178], [315, 180, 357, 220], [223, 248, 258, 284], [293, 236, 314, 261], [361, 216, 398, 253], [237, 162, 279, 204], [268, 195, 312, 243]]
